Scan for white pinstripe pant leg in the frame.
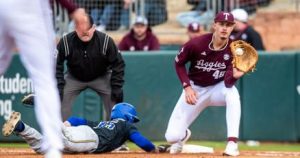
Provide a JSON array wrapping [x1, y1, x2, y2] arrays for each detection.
[[0, 0, 63, 152], [165, 83, 210, 143], [209, 82, 241, 138]]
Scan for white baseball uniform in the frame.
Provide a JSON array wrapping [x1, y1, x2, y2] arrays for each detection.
[[165, 33, 241, 145], [0, 0, 63, 152], [19, 123, 98, 154], [165, 81, 241, 142]]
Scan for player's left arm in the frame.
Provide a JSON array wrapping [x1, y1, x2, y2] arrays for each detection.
[[64, 117, 88, 127], [64, 117, 102, 128], [129, 131, 156, 152]]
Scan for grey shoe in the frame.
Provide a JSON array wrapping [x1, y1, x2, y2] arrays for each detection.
[[223, 141, 240, 156], [170, 129, 191, 154], [2, 112, 21, 137]]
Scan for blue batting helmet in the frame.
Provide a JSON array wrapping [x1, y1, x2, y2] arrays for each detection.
[[110, 102, 140, 123]]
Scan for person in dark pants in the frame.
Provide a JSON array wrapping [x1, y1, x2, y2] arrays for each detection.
[[230, 8, 265, 50], [143, 0, 168, 26], [56, 15, 125, 121]]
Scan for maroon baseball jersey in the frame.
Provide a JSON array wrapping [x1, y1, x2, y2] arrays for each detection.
[[175, 33, 237, 88]]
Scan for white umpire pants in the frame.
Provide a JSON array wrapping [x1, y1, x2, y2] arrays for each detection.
[[0, 0, 63, 152], [19, 124, 99, 154], [165, 81, 241, 143]]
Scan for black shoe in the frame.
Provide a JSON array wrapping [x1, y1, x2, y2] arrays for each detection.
[[21, 94, 35, 107], [157, 144, 171, 153]]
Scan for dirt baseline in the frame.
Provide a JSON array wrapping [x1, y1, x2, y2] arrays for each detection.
[[0, 148, 300, 158]]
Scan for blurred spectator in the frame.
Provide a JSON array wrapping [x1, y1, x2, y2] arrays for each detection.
[[257, 0, 272, 7], [86, 0, 124, 31], [187, 22, 202, 39], [89, 1, 116, 31], [230, 8, 265, 50], [143, 0, 168, 26], [187, 0, 207, 11], [118, 0, 133, 31], [118, 16, 160, 51], [239, 0, 257, 14], [119, 0, 168, 29], [176, 0, 213, 27], [239, 0, 272, 15]]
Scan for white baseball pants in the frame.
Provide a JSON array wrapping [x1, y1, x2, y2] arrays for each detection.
[[0, 0, 63, 152], [19, 124, 99, 154], [165, 81, 241, 143]]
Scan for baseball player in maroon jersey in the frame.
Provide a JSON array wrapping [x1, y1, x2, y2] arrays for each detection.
[[165, 11, 244, 156]]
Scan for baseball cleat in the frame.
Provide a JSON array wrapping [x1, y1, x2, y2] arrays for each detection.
[[170, 142, 183, 154], [21, 93, 35, 107], [157, 144, 171, 153], [223, 141, 240, 156], [170, 129, 192, 154], [2, 112, 21, 137]]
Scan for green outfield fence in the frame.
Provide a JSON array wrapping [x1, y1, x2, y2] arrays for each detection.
[[0, 51, 300, 142]]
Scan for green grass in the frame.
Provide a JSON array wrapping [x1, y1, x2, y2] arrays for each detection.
[[0, 142, 29, 148], [1, 141, 300, 152], [127, 141, 300, 152]]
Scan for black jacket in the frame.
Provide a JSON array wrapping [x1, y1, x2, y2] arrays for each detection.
[[56, 31, 125, 99], [230, 26, 265, 50]]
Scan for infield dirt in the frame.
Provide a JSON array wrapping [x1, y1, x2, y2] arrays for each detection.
[[0, 148, 300, 158]]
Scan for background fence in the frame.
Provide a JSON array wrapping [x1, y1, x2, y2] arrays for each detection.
[[1, 51, 300, 142], [53, 0, 277, 37]]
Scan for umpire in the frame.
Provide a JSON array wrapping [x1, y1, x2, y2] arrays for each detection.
[[56, 15, 125, 120]]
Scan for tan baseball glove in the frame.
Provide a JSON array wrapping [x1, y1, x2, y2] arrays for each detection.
[[230, 40, 258, 73]]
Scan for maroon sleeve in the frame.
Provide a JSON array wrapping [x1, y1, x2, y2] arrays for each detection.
[[224, 64, 238, 88], [57, 0, 77, 14], [175, 44, 192, 88], [118, 36, 129, 51], [149, 35, 160, 50]]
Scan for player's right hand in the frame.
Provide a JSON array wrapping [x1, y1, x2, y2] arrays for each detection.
[[184, 86, 198, 105]]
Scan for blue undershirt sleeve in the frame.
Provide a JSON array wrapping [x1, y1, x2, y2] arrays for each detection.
[[66, 117, 88, 126], [129, 131, 155, 152]]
